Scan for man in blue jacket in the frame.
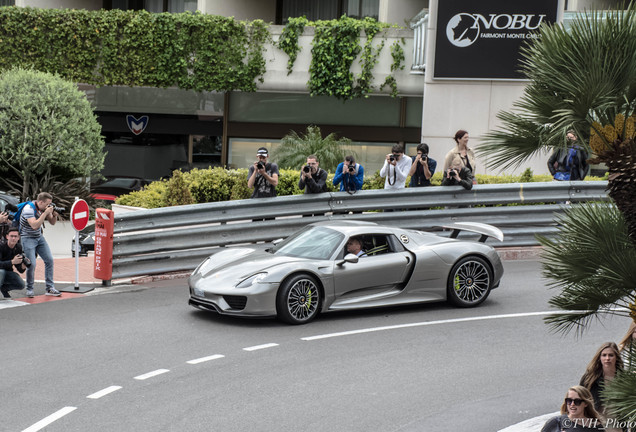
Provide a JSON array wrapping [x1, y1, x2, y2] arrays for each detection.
[[333, 155, 364, 193]]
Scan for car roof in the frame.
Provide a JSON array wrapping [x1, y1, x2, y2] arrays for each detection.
[[309, 220, 399, 236]]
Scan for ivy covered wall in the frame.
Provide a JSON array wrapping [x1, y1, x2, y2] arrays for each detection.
[[0, 7, 407, 99], [0, 7, 269, 92]]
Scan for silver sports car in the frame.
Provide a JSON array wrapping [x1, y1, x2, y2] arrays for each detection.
[[188, 221, 504, 324]]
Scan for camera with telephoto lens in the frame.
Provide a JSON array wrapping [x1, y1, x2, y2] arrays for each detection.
[[48, 203, 65, 214], [17, 253, 31, 267], [303, 166, 310, 173], [3, 203, 18, 220], [256, 161, 264, 170]]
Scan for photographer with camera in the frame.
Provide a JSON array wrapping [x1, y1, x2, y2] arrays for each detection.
[[409, 143, 437, 187], [0, 228, 28, 299], [247, 147, 279, 198], [298, 155, 328, 194], [380, 144, 411, 189], [441, 160, 474, 190], [19, 192, 61, 297], [333, 155, 364, 193], [0, 210, 10, 239]]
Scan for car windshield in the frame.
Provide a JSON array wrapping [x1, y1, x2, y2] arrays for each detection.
[[273, 226, 344, 260]]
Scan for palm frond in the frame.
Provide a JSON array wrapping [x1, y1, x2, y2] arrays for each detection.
[[273, 125, 351, 172], [603, 366, 636, 422], [540, 202, 636, 334]]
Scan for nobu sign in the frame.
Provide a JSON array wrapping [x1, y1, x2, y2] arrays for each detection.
[[434, 0, 559, 79]]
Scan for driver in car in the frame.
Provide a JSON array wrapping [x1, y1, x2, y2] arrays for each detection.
[[346, 237, 367, 258]]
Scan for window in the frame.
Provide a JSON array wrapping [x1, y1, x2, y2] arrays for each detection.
[[104, 0, 196, 12], [277, 0, 379, 24], [0, 0, 15, 5]]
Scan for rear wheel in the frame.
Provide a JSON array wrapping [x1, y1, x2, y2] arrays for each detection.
[[447, 256, 492, 307], [276, 274, 321, 324]]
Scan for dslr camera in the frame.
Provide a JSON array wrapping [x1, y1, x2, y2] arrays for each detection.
[[303, 165, 311, 173], [48, 203, 65, 214], [389, 155, 395, 162], [16, 253, 31, 267], [348, 165, 355, 172], [256, 161, 264, 170]]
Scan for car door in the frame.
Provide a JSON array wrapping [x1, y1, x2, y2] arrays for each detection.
[[333, 234, 413, 301]]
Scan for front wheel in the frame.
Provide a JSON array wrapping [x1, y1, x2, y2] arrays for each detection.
[[276, 274, 321, 325], [447, 256, 492, 307]]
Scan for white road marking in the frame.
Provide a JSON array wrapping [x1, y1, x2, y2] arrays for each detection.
[[301, 311, 574, 341], [0, 299, 29, 309], [243, 343, 279, 351], [22, 406, 77, 432], [187, 354, 225, 364], [134, 369, 170, 380], [497, 412, 558, 432], [87, 386, 122, 399]]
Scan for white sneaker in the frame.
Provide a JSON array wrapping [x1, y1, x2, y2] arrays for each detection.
[[26, 290, 35, 298], [45, 288, 61, 297]]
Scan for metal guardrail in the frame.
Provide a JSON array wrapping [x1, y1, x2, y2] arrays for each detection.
[[110, 181, 609, 279]]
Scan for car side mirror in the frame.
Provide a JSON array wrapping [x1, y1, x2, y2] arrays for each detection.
[[337, 253, 359, 266]]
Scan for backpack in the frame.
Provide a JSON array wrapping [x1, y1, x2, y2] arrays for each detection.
[[9, 201, 37, 229]]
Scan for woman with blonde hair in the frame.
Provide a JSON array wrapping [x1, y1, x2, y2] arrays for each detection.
[[618, 321, 636, 370], [443, 129, 477, 176], [580, 342, 624, 413], [541, 386, 604, 431]]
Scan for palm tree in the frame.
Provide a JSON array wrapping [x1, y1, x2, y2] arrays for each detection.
[[478, 5, 636, 419], [479, 5, 636, 245], [272, 125, 352, 172]]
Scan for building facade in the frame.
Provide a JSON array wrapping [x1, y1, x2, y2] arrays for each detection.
[[5, 0, 623, 180]]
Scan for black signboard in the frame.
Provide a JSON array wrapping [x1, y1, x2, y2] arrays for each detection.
[[434, 0, 559, 79]]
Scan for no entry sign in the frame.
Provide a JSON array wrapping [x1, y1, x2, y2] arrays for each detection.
[[70, 199, 90, 231]]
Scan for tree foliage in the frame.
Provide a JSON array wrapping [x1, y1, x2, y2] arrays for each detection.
[[0, 68, 105, 200], [272, 125, 352, 172]]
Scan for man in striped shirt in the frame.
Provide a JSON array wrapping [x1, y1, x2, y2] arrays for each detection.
[[19, 192, 61, 297]]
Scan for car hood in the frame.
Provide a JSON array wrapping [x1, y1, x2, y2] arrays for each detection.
[[195, 247, 310, 281]]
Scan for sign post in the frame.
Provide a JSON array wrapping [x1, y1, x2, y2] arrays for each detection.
[[94, 208, 114, 286], [60, 198, 95, 293]]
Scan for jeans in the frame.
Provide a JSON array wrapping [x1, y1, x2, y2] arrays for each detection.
[[21, 236, 55, 291], [0, 268, 25, 295]]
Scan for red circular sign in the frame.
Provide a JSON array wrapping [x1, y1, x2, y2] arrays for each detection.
[[70, 199, 90, 231]]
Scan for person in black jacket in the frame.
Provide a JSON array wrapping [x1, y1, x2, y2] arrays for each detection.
[[441, 160, 474, 190], [548, 130, 589, 181], [0, 227, 27, 298], [298, 154, 328, 194]]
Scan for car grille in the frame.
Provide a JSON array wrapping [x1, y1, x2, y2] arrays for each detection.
[[223, 295, 247, 310]]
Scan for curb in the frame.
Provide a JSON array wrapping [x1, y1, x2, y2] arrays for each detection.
[[497, 246, 542, 261], [129, 272, 191, 285]]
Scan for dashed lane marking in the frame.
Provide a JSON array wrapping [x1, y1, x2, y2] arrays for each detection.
[[134, 369, 170, 380], [243, 343, 279, 351], [21, 406, 77, 432], [187, 354, 225, 365], [87, 386, 122, 400]]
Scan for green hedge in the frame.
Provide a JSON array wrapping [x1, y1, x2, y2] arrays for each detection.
[[114, 167, 608, 209], [0, 7, 269, 91]]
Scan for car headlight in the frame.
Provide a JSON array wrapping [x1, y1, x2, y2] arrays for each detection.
[[236, 272, 267, 288], [193, 257, 211, 275]]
